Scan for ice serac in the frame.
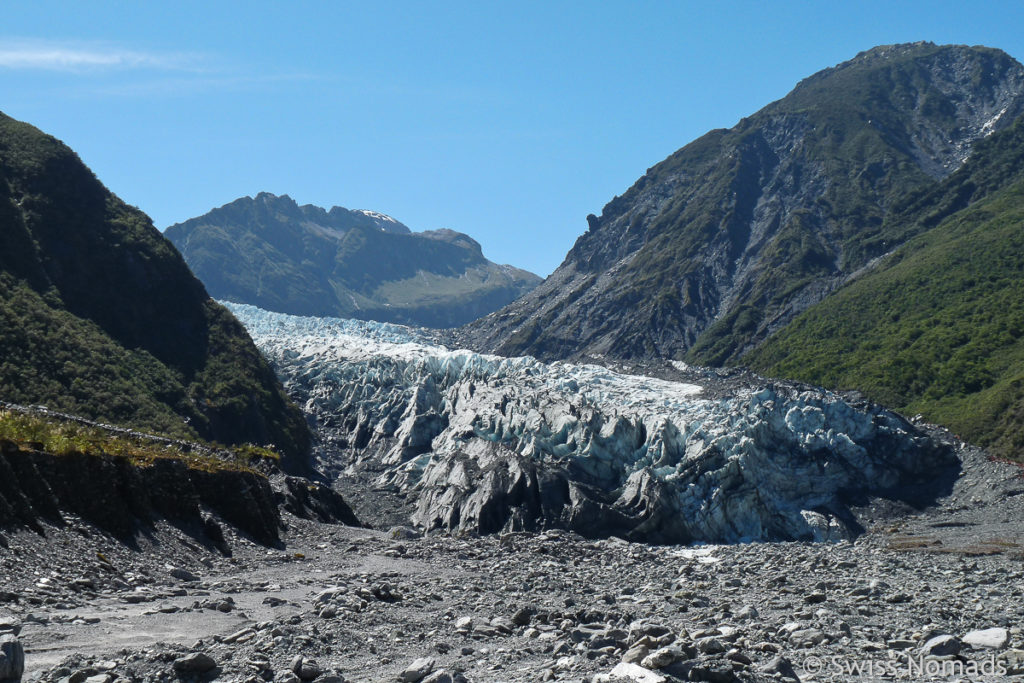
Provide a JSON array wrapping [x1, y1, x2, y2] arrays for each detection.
[[229, 303, 958, 544]]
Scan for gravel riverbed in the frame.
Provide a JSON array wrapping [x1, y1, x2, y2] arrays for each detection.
[[1, 442, 1023, 682]]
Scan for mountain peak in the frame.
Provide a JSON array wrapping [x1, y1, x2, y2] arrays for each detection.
[[166, 197, 541, 328], [461, 42, 1024, 364]]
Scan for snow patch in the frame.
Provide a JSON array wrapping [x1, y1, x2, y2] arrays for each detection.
[[355, 209, 402, 229]]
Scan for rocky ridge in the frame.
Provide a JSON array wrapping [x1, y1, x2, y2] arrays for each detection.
[[165, 193, 541, 329], [230, 304, 957, 544]]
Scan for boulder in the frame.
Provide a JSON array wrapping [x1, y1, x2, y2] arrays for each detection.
[[962, 627, 1009, 649], [172, 652, 216, 674], [0, 635, 24, 683], [399, 658, 435, 683], [920, 634, 961, 656]]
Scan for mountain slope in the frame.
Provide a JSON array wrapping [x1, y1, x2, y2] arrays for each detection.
[[165, 193, 541, 328], [0, 112, 311, 467], [747, 116, 1024, 459], [461, 43, 1024, 363]]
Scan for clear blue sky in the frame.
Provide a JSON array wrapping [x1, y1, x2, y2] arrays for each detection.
[[5, 1, 1024, 276]]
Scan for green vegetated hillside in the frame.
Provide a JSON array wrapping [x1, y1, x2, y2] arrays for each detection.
[[749, 117, 1024, 459], [165, 193, 541, 328], [0, 112, 311, 467]]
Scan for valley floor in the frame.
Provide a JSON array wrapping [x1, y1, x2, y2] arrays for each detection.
[[2, 448, 1024, 683]]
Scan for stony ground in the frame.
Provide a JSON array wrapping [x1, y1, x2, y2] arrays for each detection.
[[1, 443, 1023, 682]]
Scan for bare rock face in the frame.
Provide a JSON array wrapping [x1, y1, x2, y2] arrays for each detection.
[[232, 304, 958, 543]]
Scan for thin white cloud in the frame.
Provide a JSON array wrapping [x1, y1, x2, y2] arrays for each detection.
[[0, 39, 200, 72], [91, 72, 323, 98], [0, 38, 320, 99]]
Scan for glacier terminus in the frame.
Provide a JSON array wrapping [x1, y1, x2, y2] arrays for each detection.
[[228, 303, 958, 545]]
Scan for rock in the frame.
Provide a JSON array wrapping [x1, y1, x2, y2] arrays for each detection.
[[490, 616, 515, 634], [420, 673, 452, 683], [454, 617, 473, 632], [71, 577, 96, 591], [1003, 649, 1024, 675], [224, 627, 256, 644], [758, 656, 799, 682], [734, 605, 758, 621], [688, 663, 739, 683], [0, 635, 24, 682], [962, 627, 1009, 649], [622, 643, 650, 664], [398, 657, 435, 683], [640, 646, 682, 669], [293, 658, 321, 681], [511, 607, 535, 626], [628, 622, 672, 644], [920, 634, 961, 656], [695, 637, 727, 654], [372, 583, 401, 602], [886, 639, 916, 650], [571, 624, 609, 643], [593, 662, 666, 683], [172, 652, 217, 674], [389, 526, 420, 540], [788, 628, 826, 647], [804, 591, 826, 604], [168, 567, 200, 582]]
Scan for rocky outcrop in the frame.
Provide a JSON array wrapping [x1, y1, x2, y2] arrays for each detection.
[[0, 404, 362, 549], [233, 304, 958, 543], [459, 43, 1024, 365]]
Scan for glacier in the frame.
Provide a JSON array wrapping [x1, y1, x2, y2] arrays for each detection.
[[227, 302, 958, 544]]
